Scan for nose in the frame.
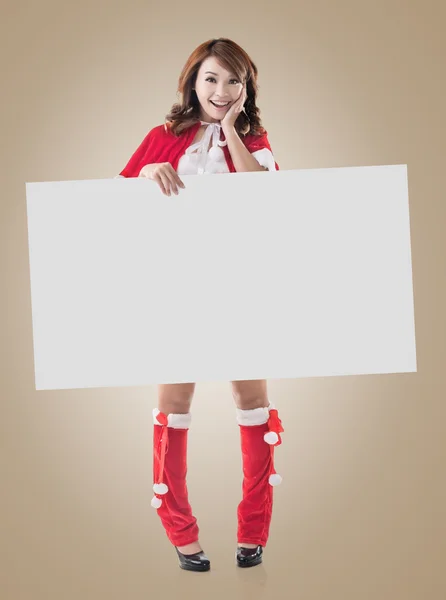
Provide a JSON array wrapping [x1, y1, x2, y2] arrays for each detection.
[[215, 82, 231, 97]]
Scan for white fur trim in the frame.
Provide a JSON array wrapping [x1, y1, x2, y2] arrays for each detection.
[[251, 148, 277, 171], [152, 408, 191, 429], [269, 473, 282, 486], [264, 431, 279, 445], [151, 496, 162, 509], [153, 483, 169, 495], [236, 401, 275, 426], [236, 406, 269, 426]]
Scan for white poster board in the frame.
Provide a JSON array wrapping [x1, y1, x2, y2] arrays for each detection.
[[25, 165, 416, 391]]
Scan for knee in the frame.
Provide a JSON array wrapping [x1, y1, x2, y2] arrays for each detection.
[[232, 380, 268, 410], [158, 383, 195, 414]]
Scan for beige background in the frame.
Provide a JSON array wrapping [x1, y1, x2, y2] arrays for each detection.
[[2, 0, 445, 598]]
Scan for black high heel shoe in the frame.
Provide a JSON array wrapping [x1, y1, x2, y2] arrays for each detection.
[[236, 545, 263, 568], [175, 547, 211, 572]]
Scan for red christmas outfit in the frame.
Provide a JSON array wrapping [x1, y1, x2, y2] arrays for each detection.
[[119, 120, 283, 550]]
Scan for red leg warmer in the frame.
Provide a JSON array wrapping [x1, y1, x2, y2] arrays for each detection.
[[237, 403, 284, 547], [151, 409, 199, 547]]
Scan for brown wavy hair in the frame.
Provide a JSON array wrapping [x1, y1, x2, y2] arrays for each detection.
[[165, 38, 266, 137]]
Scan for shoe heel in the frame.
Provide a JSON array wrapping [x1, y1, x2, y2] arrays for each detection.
[[175, 547, 211, 572], [236, 545, 263, 568]]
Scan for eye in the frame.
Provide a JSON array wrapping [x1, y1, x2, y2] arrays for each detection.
[[205, 77, 240, 84]]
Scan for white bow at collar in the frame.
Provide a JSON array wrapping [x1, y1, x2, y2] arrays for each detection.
[[186, 121, 228, 174]]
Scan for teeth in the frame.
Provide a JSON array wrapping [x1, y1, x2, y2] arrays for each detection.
[[212, 101, 229, 106]]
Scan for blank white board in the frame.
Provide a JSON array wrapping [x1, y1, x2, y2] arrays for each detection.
[[25, 165, 416, 391]]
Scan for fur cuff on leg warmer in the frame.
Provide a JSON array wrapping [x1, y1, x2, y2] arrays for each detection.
[[235, 401, 275, 426], [153, 408, 192, 429]]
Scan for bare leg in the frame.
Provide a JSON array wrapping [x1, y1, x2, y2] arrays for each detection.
[[158, 382, 195, 415], [231, 379, 269, 411]]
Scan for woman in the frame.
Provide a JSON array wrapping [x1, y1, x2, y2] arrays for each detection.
[[116, 37, 284, 572]]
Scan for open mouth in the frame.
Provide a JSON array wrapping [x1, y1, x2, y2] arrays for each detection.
[[210, 101, 230, 109]]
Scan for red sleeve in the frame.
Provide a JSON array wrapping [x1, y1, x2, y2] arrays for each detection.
[[119, 128, 155, 178], [244, 131, 280, 170]]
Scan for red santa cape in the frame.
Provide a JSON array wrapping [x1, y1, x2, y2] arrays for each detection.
[[119, 121, 279, 177]]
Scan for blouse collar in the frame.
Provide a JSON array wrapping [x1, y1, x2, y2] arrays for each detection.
[[185, 120, 228, 174]]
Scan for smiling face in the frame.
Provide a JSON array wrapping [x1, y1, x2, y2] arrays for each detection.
[[194, 56, 244, 123]]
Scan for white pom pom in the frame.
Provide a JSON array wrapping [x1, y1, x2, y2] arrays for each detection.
[[208, 146, 224, 161], [269, 473, 282, 486], [153, 482, 169, 495], [264, 431, 279, 445], [151, 496, 162, 509]]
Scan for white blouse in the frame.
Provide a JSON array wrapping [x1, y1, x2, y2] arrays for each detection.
[[116, 121, 277, 178], [176, 121, 277, 175]]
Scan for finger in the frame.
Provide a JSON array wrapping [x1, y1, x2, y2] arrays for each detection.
[[176, 173, 185, 188], [154, 174, 168, 196], [164, 167, 178, 195], [157, 172, 171, 196], [169, 174, 179, 195], [169, 165, 185, 190]]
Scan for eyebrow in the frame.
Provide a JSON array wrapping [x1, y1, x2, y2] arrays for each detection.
[[204, 71, 237, 77]]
